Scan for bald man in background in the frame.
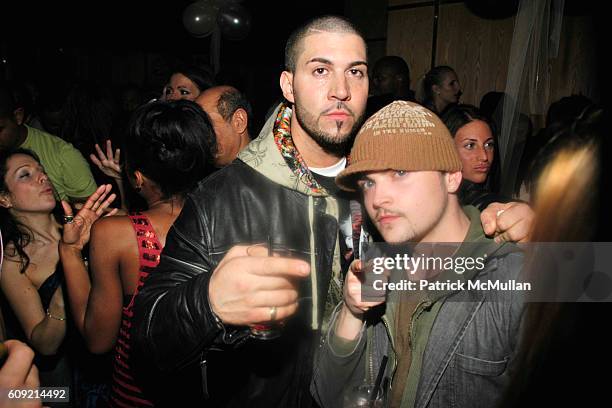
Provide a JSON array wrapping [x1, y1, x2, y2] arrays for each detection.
[[196, 85, 252, 167]]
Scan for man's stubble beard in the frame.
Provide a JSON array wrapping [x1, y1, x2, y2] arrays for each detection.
[[294, 102, 365, 157]]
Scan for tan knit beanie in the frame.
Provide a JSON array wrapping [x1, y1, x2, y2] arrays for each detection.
[[336, 100, 461, 191]]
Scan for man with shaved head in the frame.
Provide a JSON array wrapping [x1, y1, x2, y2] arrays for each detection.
[[196, 85, 252, 167], [133, 15, 369, 406]]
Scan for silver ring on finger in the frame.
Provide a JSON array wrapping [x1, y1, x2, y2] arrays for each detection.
[[269, 306, 277, 322], [63, 215, 75, 224]]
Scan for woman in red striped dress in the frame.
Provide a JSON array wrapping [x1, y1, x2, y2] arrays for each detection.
[[60, 100, 217, 407]]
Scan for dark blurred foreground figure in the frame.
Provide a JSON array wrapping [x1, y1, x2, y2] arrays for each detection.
[[500, 106, 609, 408], [513, 94, 591, 199], [59, 100, 217, 408], [0, 340, 42, 408], [366, 56, 415, 117]]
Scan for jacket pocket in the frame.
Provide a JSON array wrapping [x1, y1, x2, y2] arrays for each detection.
[[454, 353, 508, 377]]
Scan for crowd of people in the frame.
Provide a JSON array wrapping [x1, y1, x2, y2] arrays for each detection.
[[0, 13, 604, 408]]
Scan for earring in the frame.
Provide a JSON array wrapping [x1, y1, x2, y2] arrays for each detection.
[[135, 185, 142, 192]]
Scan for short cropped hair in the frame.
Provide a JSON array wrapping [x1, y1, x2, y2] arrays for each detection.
[[374, 56, 411, 81], [217, 88, 252, 123], [284, 15, 365, 72]]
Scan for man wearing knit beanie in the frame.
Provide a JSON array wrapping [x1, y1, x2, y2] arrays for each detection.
[[313, 100, 525, 408], [336, 100, 466, 244]]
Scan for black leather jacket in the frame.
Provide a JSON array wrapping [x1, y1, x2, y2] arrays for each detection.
[[132, 119, 346, 407]]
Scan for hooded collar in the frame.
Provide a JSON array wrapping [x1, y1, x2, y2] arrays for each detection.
[[238, 103, 331, 197]]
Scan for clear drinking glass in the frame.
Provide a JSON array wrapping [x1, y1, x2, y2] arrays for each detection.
[[343, 384, 384, 408], [249, 239, 307, 340]]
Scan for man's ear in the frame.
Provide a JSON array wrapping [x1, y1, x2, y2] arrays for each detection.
[[0, 193, 13, 209], [445, 171, 463, 193], [13, 108, 25, 125], [231, 108, 248, 135], [280, 71, 295, 103], [432, 84, 441, 96]]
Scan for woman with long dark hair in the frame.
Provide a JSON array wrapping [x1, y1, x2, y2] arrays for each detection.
[[442, 104, 507, 209], [0, 147, 116, 393]]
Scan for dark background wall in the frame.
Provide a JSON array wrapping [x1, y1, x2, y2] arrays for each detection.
[[0, 0, 602, 131], [0, 0, 347, 129]]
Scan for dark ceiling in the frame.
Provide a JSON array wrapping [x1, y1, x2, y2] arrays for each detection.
[[1, 0, 346, 52]]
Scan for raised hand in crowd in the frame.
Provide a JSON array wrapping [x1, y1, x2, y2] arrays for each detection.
[[90, 140, 127, 211], [60, 184, 118, 251], [90, 140, 121, 180]]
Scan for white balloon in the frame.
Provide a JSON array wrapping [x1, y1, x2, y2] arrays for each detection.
[[182, 0, 220, 38], [217, 3, 251, 41]]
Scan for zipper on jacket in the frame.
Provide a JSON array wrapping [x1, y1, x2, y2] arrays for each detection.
[[380, 315, 397, 398], [369, 324, 376, 385], [199, 350, 209, 399]]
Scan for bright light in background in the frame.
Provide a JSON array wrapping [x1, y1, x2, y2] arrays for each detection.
[[233, 18, 239, 24], [195, 17, 200, 21]]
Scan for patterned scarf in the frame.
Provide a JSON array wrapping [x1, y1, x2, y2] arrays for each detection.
[[273, 103, 326, 195]]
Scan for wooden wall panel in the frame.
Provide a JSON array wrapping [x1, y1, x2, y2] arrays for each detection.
[[549, 15, 599, 104], [386, 6, 434, 93], [436, 3, 514, 106], [386, 1, 598, 115]]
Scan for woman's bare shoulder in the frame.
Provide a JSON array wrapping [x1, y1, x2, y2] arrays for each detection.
[[90, 215, 138, 248]]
